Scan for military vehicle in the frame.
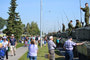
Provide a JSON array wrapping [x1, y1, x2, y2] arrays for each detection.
[[58, 26, 90, 60]]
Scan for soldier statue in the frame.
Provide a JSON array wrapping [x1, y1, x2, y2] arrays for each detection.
[[75, 20, 82, 29], [62, 23, 65, 32], [81, 3, 89, 26]]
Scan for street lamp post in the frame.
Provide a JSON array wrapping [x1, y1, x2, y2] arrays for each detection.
[[40, 0, 42, 47]]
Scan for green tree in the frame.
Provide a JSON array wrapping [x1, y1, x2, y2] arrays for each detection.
[[4, 0, 23, 40], [26, 23, 30, 35], [0, 17, 7, 30], [30, 21, 40, 35]]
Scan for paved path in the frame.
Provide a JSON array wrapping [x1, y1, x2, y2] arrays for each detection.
[[7, 46, 28, 60]]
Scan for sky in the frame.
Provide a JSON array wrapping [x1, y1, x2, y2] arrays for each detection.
[[0, 0, 90, 33]]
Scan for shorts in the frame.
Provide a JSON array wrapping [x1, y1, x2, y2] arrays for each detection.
[[10, 46, 16, 51]]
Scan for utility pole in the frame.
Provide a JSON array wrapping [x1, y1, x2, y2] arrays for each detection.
[[40, 0, 42, 47], [79, 0, 84, 26]]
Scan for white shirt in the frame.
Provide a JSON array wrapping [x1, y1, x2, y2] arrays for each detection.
[[38, 37, 40, 40], [2, 41, 8, 50]]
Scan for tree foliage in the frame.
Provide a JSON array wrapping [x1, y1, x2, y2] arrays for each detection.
[[30, 21, 40, 35], [3, 0, 24, 40], [25, 21, 40, 35], [26, 23, 30, 34], [0, 17, 7, 30]]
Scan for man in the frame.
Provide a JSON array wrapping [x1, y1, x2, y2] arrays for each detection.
[[75, 20, 82, 29], [9, 34, 17, 56], [38, 36, 41, 46], [81, 3, 89, 26], [62, 23, 65, 32], [68, 20, 74, 36], [48, 36, 56, 60], [35, 36, 38, 45], [63, 37, 84, 60], [26, 36, 30, 45]]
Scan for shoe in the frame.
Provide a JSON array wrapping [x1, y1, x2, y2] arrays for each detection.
[[14, 54, 16, 56], [11, 55, 13, 56]]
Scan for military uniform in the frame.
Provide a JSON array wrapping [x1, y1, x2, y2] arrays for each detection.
[[75, 21, 82, 28], [68, 22, 73, 36], [81, 6, 89, 26], [62, 24, 65, 32]]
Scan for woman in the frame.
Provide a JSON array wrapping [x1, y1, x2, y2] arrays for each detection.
[[28, 39, 38, 60], [25, 39, 28, 47], [2, 37, 8, 60]]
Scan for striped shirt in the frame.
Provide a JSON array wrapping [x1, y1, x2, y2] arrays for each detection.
[[64, 40, 76, 51], [48, 40, 56, 50]]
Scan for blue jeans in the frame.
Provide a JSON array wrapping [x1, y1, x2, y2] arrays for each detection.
[[29, 56, 37, 60], [65, 50, 73, 60]]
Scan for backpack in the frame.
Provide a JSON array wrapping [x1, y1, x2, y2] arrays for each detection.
[[0, 47, 6, 57], [56, 40, 59, 43], [35, 37, 38, 41]]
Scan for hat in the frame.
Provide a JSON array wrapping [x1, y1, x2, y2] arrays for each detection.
[[49, 36, 53, 39], [11, 34, 14, 36], [3, 36, 7, 39]]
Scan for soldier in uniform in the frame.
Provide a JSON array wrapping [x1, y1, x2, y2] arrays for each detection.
[[75, 20, 82, 29], [81, 3, 89, 26], [62, 23, 65, 32], [68, 20, 74, 36]]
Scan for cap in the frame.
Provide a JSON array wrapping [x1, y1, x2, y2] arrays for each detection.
[[49, 36, 53, 39], [11, 34, 14, 36]]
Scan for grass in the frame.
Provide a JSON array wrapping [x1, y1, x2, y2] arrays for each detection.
[[16, 43, 24, 49], [19, 44, 65, 60]]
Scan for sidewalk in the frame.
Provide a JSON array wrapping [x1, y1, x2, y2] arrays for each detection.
[[7, 46, 28, 60]]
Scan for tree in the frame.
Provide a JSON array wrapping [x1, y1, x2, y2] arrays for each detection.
[[26, 23, 30, 35], [0, 17, 7, 30], [30, 21, 40, 35], [4, 0, 23, 40]]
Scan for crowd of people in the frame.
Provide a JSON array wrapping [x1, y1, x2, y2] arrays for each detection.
[[20, 36, 47, 60], [0, 34, 17, 60], [20, 35, 85, 60], [20, 36, 47, 47], [0, 34, 48, 60], [0, 34, 85, 60]]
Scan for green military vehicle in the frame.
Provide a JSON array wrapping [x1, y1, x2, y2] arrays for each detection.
[[58, 26, 90, 60]]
